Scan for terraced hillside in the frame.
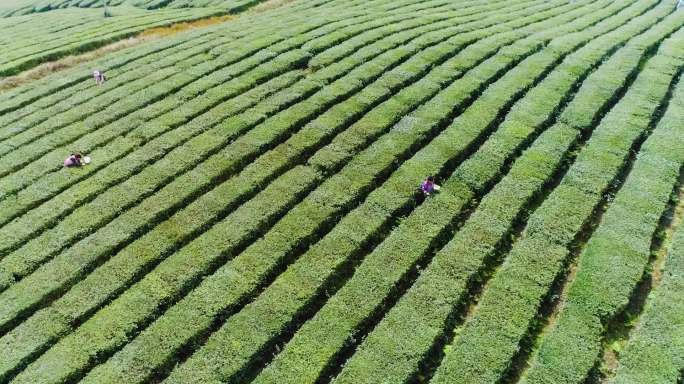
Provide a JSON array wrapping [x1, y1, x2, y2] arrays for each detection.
[[0, 0, 265, 17], [0, 0, 683, 383], [0, 6, 224, 76]]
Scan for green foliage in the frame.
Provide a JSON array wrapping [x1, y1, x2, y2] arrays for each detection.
[[521, 47, 684, 384], [318, 5, 680, 382], [0, 7, 223, 76], [0, 0, 267, 17], [431, 18, 684, 384], [1, 1, 684, 383], [609, 191, 684, 384]]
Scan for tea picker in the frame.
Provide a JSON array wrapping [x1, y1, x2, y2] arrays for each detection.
[[63, 153, 91, 167]]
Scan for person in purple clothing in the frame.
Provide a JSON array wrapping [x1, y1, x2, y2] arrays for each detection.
[[93, 70, 106, 85], [420, 175, 441, 196], [63, 153, 83, 167]]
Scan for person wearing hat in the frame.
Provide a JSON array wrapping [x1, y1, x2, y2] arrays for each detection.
[[93, 70, 106, 85]]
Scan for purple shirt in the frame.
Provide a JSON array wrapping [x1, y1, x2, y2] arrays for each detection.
[[421, 180, 435, 194], [64, 155, 79, 167]]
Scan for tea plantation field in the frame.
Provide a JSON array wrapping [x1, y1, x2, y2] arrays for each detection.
[[0, 6, 224, 76], [0, 0, 683, 383], [0, 0, 264, 17]]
